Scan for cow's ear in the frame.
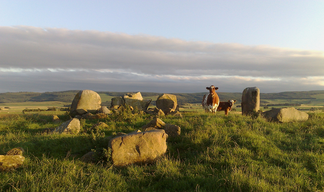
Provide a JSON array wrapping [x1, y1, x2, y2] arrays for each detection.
[[206, 87, 210, 90], [215, 87, 219, 90], [234, 100, 236, 103], [228, 100, 230, 102]]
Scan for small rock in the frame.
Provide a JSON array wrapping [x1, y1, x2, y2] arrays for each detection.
[[0, 155, 25, 171], [80, 151, 95, 163], [141, 118, 165, 130], [53, 118, 80, 134], [6, 148, 25, 156], [164, 124, 181, 137]]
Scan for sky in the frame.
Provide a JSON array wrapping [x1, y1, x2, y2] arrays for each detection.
[[0, 0, 324, 93]]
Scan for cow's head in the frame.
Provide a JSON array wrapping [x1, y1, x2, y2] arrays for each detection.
[[228, 100, 236, 106], [206, 85, 219, 93]]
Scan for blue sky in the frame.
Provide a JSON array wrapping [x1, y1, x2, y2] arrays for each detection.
[[0, 0, 324, 93]]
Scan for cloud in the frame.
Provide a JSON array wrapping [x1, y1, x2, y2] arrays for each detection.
[[0, 26, 324, 93]]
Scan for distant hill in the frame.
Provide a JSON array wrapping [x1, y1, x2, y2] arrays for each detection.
[[0, 90, 324, 106]]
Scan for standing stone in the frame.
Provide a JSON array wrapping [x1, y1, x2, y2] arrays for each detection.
[[70, 90, 101, 116], [241, 87, 260, 115], [110, 130, 168, 166], [53, 118, 80, 134], [156, 94, 178, 115], [262, 107, 309, 123]]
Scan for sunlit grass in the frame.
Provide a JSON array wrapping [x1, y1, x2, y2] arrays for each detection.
[[1, 111, 324, 191]]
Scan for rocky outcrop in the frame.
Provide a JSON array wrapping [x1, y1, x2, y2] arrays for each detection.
[[110, 92, 151, 111], [70, 90, 102, 116], [156, 94, 178, 115], [241, 87, 260, 115], [263, 107, 309, 123], [53, 118, 80, 134], [111, 97, 125, 109], [109, 129, 168, 167]]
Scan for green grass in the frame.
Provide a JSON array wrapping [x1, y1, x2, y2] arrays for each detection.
[[1, 109, 324, 191]]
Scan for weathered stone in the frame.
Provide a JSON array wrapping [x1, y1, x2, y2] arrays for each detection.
[[110, 92, 151, 111], [141, 118, 166, 130], [263, 107, 309, 123], [241, 87, 260, 115], [110, 97, 125, 109], [40, 128, 55, 134], [52, 115, 60, 123], [74, 115, 82, 119], [145, 108, 155, 115], [110, 129, 168, 166], [124, 92, 151, 111], [170, 111, 182, 118], [0, 155, 25, 171], [124, 92, 143, 100], [164, 124, 181, 137], [91, 122, 109, 130], [116, 132, 127, 136], [6, 148, 24, 156], [70, 90, 101, 116], [143, 127, 158, 132], [53, 118, 80, 134], [99, 106, 112, 115], [156, 108, 165, 117], [80, 151, 95, 163], [94, 113, 108, 119], [82, 112, 94, 119], [156, 94, 178, 115]]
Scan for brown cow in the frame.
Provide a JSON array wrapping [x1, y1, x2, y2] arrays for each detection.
[[202, 85, 220, 113], [217, 100, 236, 116]]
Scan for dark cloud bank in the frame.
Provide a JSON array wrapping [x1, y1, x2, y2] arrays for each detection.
[[1, 26, 323, 93]]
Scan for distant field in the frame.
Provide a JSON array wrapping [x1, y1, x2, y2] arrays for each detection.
[[0, 101, 70, 115]]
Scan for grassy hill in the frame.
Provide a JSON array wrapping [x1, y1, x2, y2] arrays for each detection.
[[1, 90, 324, 107], [1, 107, 324, 191]]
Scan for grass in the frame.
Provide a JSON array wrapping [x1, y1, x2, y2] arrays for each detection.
[[1, 108, 324, 191], [0, 101, 70, 115]]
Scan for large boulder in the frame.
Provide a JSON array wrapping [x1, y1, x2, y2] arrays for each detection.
[[263, 107, 309, 123], [110, 129, 168, 167], [241, 87, 260, 115], [156, 94, 178, 115], [0, 155, 25, 171], [53, 118, 80, 134], [70, 90, 101, 116]]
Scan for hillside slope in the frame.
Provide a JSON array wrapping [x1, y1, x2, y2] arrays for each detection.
[[0, 90, 324, 106]]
